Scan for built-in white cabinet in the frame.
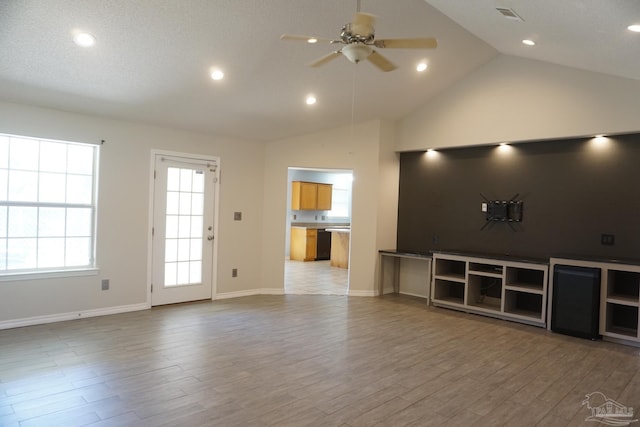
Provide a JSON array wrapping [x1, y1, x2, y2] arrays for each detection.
[[603, 267, 640, 341], [432, 252, 548, 327]]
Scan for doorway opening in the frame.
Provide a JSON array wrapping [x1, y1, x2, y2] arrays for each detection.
[[284, 167, 353, 295]]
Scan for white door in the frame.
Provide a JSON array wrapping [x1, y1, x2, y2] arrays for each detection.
[[151, 154, 218, 306]]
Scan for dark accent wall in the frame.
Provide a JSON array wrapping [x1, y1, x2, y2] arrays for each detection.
[[397, 134, 640, 259]]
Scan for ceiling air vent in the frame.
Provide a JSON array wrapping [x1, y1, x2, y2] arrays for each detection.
[[496, 7, 524, 21]]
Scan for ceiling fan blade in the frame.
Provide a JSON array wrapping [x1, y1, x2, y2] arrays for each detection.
[[367, 50, 397, 72], [280, 34, 335, 43], [374, 38, 438, 49], [352, 12, 376, 37], [308, 51, 342, 68]]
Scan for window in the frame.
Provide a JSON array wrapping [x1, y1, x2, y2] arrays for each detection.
[[0, 133, 99, 275], [328, 173, 352, 218]]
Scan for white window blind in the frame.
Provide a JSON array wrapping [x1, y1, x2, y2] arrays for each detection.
[[0, 133, 99, 275]]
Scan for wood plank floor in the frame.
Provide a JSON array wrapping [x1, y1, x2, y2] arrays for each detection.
[[1, 295, 639, 426]]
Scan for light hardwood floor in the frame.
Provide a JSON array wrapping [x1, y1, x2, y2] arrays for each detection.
[[1, 295, 640, 426]]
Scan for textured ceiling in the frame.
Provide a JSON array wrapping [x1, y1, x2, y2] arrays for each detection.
[[0, 1, 638, 142]]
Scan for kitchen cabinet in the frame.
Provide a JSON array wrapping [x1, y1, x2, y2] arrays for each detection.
[[290, 227, 317, 261], [291, 181, 332, 210]]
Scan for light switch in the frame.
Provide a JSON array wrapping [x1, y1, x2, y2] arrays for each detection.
[[234, 212, 242, 221]]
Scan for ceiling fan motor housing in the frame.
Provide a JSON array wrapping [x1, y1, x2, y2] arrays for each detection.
[[340, 24, 375, 44]]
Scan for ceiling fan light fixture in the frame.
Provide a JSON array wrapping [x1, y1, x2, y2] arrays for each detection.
[[305, 95, 317, 105], [341, 44, 372, 64], [416, 62, 428, 72]]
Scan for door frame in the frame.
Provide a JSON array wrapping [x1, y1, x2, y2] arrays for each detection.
[[146, 149, 221, 306]]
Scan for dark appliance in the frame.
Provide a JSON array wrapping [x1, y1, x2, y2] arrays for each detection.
[[551, 264, 601, 339], [315, 229, 331, 260]]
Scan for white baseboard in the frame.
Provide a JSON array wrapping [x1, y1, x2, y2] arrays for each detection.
[[348, 289, 378, 297], [214, 288, 285, 300], [0, 302, 150, 330]]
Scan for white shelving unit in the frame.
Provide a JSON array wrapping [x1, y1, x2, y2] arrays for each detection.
[[432, 252, 549, 327], [549, 257, 640, 346]]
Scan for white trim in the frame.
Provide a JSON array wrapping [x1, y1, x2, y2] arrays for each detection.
[[0, 267, 99, 282], [0, 302, 149, 330], [348, 289, 378, 297], [214, 288, 285, 300]]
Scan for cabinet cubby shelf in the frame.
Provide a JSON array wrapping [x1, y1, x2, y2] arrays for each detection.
[[434, 274, 466, 283], [468, 270, 502, 278], [606, 295, 639, 307], [505, 283, 545, 295], [432, 253, 548, 328]]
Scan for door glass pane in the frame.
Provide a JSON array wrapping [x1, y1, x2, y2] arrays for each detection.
[[163, 166, 206, 287], [167, 168, 180, 191]]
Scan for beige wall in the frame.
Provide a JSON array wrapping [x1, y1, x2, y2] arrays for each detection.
[[0, 101, 265, 325], [261, 120, 399, 296], [397, 55, 640, 151]]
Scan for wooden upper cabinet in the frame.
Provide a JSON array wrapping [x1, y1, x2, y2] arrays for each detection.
[[291, 181, 333, 211], [316, 183, 332, 210]]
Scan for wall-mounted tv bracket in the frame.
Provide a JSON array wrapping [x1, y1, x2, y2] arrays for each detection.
[[480, 193, 523, 231]]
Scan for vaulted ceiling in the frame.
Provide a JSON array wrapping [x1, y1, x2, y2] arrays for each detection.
[[1, 1, 638, 141]]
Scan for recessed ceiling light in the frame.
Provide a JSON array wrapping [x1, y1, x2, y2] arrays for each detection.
[[307, 38, 318, 44], [73, 32, 96, 47], [522, 39, 535, 46], [628, 24, 640, 32], [416, 62, 428, 72], [305, 95, 317, 105], [210, 69, 224, 81]]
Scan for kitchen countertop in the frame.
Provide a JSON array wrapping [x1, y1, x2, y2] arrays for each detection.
[[291, 223, 350, 229], [326, 228, 350, 233]]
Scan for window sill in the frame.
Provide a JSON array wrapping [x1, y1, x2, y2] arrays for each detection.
[[0, 268, 99, 282]]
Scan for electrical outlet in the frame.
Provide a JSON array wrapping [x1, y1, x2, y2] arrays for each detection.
[[601, 234, 615, 246], [234, 212, 242, 221], [232, 268, 238, 278], [101, 279, 109, 290]]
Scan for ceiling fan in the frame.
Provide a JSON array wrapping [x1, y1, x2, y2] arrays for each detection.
[[280, 3, 437, 72]]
